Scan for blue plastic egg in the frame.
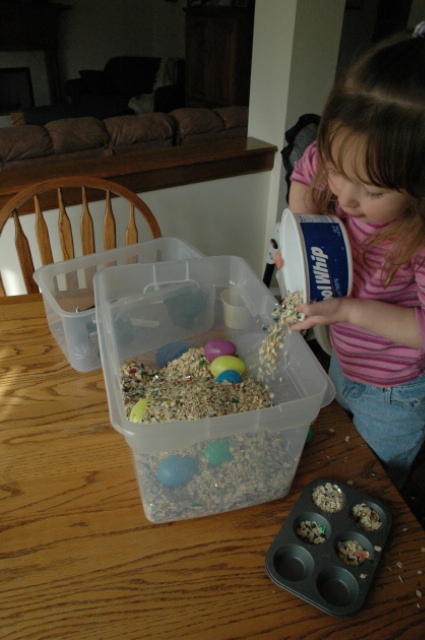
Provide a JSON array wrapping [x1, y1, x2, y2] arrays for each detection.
[[155, 342, 191, 368], [215, 369, 243, 384], [204, 339, 236, 361], [157, 455, 198, 488]]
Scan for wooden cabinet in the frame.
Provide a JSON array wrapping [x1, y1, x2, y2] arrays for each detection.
[[185, 6, 255, 108]]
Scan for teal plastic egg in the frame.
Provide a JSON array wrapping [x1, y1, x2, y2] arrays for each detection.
[[215, 369, 243, 384], [157, 455, 198, 487], [203, 439, 233, 466], [210, 355, 245, 378], [204, 339, 236, 361]]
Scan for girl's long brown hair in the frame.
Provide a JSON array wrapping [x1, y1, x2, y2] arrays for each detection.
[[312, 31, 425, 285]]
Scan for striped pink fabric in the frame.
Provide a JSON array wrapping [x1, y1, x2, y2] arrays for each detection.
[[291, 142, 425, 386]]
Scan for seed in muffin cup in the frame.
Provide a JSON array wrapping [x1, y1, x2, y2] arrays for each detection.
[[296, 519, 326, 545], [351, 502, 383, 531], [337, 539, 370, 567], [311, 482, 344, 513]]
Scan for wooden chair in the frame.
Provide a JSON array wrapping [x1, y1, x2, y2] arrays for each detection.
[[0, 176, 162, 296]]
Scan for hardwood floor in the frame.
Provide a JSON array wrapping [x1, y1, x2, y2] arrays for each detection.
[[402, 452, 425, 529]]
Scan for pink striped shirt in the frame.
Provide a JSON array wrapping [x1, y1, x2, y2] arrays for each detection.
[[291, 141, 425, 387]]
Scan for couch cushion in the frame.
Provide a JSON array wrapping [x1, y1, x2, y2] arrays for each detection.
[[171, 108, 224, 145], [214, 106, 248, 130], [45, 117, 110, 154], [104, 113, 174, 149], [0, 125, 53, 165]]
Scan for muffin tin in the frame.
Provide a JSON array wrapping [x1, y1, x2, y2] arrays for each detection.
[[265, 478, 392, 616]]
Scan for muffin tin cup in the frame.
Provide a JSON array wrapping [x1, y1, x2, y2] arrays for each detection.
[[265, 478, 392, 616]]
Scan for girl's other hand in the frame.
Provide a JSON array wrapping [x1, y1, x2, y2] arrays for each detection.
[[290, 297, 351, 332], [273, 250, 284, 270]]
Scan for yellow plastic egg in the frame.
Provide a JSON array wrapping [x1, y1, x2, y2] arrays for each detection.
[[210, 355, 245, 378]]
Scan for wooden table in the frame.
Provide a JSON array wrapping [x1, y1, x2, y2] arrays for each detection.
[[1, 294, 424, 640]]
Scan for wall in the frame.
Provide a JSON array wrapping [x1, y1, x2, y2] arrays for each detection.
[[0, 0, 187, 109], [0, 51, 50, 108], [248, 0, 345, 268], [409, 0, 425, 24], [59, 0, 186, 80], [0, 172, 270, 295]]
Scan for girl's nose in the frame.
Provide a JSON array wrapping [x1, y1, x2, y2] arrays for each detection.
[[338, 182, 359, 209]]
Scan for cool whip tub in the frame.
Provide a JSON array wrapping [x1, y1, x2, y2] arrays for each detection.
[[279, 208, 352, 303]]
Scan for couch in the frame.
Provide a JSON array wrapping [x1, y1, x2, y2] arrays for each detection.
[[23, 56, 186, 126], [0, 106, 249, 172]]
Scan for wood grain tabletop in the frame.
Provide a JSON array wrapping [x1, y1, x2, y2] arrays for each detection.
[[0, 294, 424, 640]]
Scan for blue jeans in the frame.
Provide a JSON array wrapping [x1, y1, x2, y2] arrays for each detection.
[[329, 355, 425, 489]]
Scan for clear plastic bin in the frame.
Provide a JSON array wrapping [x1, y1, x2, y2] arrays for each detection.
[[33, 237, 204, 372], [94, 255, 335, 523]]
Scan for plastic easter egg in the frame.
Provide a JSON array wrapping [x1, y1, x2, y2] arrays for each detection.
[[203, 439, 233, 466], [204, 339, 236, 361], [157, 455, 198, 488], [215, 369, 243, 384], [155, 342, 191, 368], [305, 426, 314, 444], [210, 355, 246, 378], [129, 398, 150, 422]]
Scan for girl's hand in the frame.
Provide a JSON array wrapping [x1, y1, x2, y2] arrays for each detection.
[[273, 250, 284, 270], [291, 297, 422, 349], [290, 297, 352, 332]]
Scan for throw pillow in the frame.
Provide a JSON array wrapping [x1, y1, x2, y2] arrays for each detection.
[[128, 93, 155, 114]]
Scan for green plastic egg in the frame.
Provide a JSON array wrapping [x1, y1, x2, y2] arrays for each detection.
[[203, 439, 233, 466]]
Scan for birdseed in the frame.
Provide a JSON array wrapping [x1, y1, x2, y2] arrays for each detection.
[[296, 520, 326, 544], [312, 482, 344, 513], [351, 503, 383, 532], [135, 430, 299, 522], [337, 539, 370, 566], [259, 290, 304, 377], [121, 346, 273, 423], [119, 344, 300, 522]]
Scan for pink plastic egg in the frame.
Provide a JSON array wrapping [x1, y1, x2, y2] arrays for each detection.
[[204, 339, 236, 361]]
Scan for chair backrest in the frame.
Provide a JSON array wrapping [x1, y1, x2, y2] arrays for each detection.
[[0, 175, 162, 296]]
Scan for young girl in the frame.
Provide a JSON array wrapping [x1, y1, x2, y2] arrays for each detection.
[[279, 23, 425, 490]]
